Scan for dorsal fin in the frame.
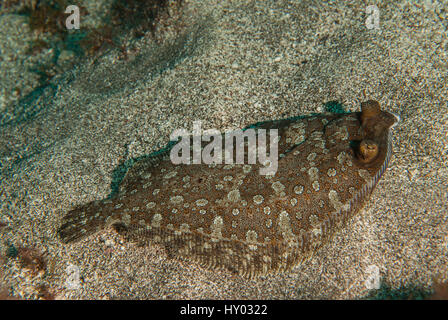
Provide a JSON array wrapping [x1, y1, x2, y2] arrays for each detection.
[[117, 141, 176, 194]]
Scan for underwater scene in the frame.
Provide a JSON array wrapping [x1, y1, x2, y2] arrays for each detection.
[[0, 0, 447, 300]]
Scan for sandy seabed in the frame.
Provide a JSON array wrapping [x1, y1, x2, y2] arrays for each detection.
[[0, 0, 447, 299]]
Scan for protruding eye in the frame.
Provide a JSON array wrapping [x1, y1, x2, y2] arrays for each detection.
[[357, 139, 379, 163], [360, 100, 381, 125]]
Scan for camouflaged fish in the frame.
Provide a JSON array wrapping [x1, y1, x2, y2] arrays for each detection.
[[58, 100, 399, 278]]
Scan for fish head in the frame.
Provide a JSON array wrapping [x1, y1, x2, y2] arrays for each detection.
[[319, 100, 398, 200], [352, 100, 399, 169]]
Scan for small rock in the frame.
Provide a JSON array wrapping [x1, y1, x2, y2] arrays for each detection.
[[57, 50, 76, 68]]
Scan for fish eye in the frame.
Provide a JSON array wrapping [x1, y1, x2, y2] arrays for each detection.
[[357, 139, 379, 163], [360, 100, 381, 125]]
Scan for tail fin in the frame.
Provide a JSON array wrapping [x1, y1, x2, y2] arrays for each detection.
[[58, 199, 117, 243]]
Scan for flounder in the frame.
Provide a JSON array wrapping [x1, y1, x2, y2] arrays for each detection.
[[58, 100, 399, 278]]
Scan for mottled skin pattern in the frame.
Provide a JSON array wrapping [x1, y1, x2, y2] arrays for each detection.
[[59, 101, 399, 278]]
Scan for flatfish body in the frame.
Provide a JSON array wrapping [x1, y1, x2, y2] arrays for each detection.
[[58, 100, 399, 278]]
